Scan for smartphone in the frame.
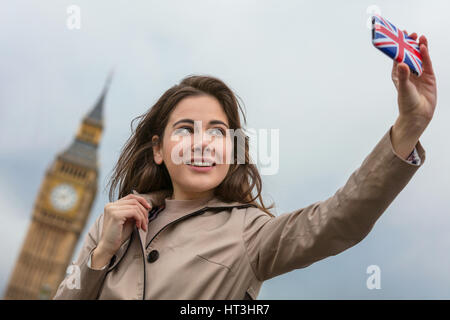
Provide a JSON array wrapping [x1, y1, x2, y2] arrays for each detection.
[[371, 14, 423, 76]]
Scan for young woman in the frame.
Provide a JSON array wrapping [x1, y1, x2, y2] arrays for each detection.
[[54, 32, 436, 300]]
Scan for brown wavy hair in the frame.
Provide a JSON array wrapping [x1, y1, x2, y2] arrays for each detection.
[[105, 74, 275, 217]]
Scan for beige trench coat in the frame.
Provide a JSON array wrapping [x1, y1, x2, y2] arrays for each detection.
[[53, 126, 425, 299]]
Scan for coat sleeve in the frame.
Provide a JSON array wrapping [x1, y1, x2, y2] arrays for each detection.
[[52, 213, 110, 299], [52, 213, 130, 299], [243, 125, 426, 281]]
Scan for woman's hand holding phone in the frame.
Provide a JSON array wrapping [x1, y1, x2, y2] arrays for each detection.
[[371, 15, 437, 160], [390, 30, 437, 160], [391, 31, 437, 125]]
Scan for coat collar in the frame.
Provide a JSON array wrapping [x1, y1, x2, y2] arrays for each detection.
[[131, 189, 257, 250], [132, 189, 249, 210]]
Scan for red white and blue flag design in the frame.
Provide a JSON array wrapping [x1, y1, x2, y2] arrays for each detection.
[[372, 14, 423, 76]]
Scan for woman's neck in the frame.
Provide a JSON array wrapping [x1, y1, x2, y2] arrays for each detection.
[[169, 189, 215, 201]]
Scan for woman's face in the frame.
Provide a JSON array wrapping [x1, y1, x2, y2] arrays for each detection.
[[152, 95, 233, 200]]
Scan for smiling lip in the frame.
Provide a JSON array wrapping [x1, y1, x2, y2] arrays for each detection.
[[186, 163, 215, 172], [188, 158, 216, 165]]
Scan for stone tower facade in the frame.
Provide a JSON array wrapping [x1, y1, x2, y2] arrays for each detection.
[[3, 75, 111, 299]]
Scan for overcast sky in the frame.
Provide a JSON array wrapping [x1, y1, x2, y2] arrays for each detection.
[[1, 0, 449, 299]]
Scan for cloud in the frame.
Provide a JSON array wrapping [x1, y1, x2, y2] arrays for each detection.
[[1, 0, 449, 299]]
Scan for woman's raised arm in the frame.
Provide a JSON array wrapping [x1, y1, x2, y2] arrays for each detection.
[[243, 125, 425, 281]]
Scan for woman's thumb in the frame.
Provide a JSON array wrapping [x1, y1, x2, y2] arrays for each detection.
[[397, 63, 410, 82]]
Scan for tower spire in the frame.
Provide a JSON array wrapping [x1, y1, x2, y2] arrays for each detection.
[[86, 70, 113, 126], [58, 71, 113, 169]]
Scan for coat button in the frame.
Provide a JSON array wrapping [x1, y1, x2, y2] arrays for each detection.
[[147, 250, 159, 263]]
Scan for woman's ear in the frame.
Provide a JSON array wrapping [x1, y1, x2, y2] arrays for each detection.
[[152, 135, 163, 165]]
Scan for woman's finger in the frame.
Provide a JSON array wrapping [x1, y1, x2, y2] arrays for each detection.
[[409, 32, 418, 40], [114, 205, 148, 231], [119, 199, 149, 215], [121, 209, 146, 231], [403, 29, 418, 40], [116, 200, 149, 225], [419, 42, 435, 76], [129, 194, 152, 209], [114, 207, 143, 228], [121, 193, 151, 209], [419, 34, 429, 49]]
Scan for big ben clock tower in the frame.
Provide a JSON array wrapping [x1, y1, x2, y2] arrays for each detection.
[[3, 74, 112, 300]]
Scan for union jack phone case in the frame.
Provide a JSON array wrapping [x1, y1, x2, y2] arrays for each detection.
[[371, 14, 423, 76]]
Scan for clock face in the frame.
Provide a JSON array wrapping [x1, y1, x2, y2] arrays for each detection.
[[50, 183, 78, 212]]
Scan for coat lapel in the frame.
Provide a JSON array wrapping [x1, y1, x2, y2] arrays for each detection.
[[131, 189, 252, 250], [131, 189, 170, 250]]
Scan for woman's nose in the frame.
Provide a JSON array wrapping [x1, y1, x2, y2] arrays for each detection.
[[192, 132, 213, 155]]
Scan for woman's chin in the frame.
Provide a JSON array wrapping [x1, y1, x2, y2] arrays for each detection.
[[177, 178, 221, 193]]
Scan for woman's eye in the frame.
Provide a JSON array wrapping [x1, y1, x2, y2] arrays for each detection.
[[208, 128, 225, 136], [174, 127, 192, 136], [174, 127, 225, 137]]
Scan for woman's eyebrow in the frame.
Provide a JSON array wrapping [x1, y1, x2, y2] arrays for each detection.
[[172, 119, 229, 128]]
